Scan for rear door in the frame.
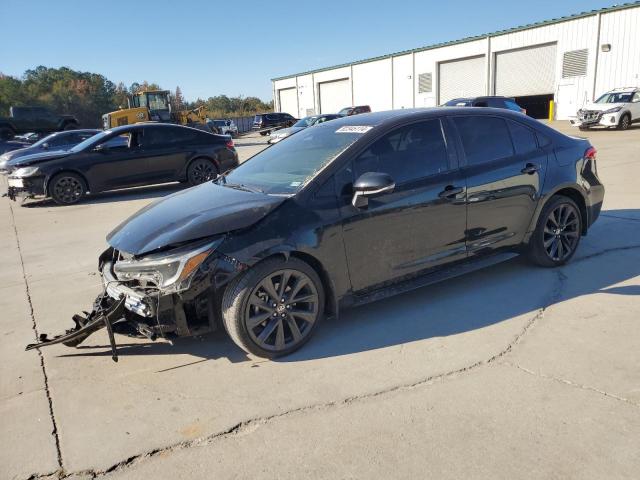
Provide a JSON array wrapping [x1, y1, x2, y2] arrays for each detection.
[[451, 115, 548, 255], [339, 118, 467, 292], [137, 126, 192, 183]]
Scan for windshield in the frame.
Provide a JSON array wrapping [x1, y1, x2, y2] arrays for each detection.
[[69, 131, 111, 152], [338, 108, 351, 115], [147, 93, 169, 110], [595, 92, 633, 104], [292, 117, 315, 128], [222, 123, 365, 195], [32, 133, 59, 148]]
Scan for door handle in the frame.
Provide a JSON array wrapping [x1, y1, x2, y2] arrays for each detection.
[[438, 185, 464, 199], [521, 163, 540, 175]]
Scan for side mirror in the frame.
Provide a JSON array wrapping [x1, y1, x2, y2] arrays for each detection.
[[94, 143, 110, 153], [352, 172, 395, 208], [41, 143, 49, 150]]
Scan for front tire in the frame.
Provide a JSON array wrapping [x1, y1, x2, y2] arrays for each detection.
[[187, 158, 218, 186], [527, 195, 582, 267], [221, 257, 324, 358], [49, 172, 87, 205], [617, 113, 631, 131]]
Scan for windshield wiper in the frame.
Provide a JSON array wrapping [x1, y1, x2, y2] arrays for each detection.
[[222, 182, 264, 194]]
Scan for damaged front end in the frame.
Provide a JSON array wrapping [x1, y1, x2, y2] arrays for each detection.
[[26, 236, 245, 361]]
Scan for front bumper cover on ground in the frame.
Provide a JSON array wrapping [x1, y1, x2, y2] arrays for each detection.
[[26, 296, 126, 362]]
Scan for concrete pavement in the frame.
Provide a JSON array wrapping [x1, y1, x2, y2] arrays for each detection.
[[1, 126, 638, 479]]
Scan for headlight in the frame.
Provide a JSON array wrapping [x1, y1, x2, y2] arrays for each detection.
[[113, 238, 223, 292], [603, 106, 622, 114], [12, 166, 39, 177]]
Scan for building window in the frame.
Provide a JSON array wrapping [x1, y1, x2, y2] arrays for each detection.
[[562, 49, 588, 78], [418, 73, 433, 93]]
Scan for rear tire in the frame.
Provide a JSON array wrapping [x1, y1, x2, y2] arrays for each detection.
[[187, 158, 218, 186], [221, 257, 324, 358], [617, 113, 631, 131], [527, 195, 582, 267], [49, 172, 87, 205]]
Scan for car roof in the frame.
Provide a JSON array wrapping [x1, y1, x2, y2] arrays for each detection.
[[49, 129, 100, 135], [105, 123, 197, 134]]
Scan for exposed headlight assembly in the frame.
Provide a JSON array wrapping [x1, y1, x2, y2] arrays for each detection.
[[12, 166, 39, 177], [603, 106, 622, 114], [113, 238, 224, 292]]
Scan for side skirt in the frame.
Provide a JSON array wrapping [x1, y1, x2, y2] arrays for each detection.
[[349, 252, 520, 308]]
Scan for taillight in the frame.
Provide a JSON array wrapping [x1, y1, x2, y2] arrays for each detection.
[[226, 139, 234, 148], [584, 146, 598, 175]]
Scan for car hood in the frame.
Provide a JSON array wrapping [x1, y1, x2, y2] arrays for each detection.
[[582, 102, 627, 112], [107, 182, 287, 256], [9, 149, 71, 168]]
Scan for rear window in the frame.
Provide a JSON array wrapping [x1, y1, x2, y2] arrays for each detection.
[[254, 115, 263, 122], [453, 116, 514, 165], [507, 120, 538, 155]]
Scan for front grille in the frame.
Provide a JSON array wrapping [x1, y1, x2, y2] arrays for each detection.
[[579, 110, 601, 121]]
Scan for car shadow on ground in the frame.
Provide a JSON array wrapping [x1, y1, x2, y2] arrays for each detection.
[[22, 182, 185, 208], [56, 209, 640, 364]]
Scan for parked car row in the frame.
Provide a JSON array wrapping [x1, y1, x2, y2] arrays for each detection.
[[4, 123, 238, 205], [27, 107, 604, 361]]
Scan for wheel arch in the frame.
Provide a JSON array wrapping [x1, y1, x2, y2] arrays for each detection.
[[44, 169, 91, 196], [231, 248, 338, 319]]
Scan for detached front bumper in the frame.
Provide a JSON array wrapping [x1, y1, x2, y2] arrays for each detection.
[[6, 176, 45, 201]]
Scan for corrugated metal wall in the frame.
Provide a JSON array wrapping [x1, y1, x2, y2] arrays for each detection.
[[273, 5, 640, 120]]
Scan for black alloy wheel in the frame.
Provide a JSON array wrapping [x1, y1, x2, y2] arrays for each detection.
[[543, 203, 580, 262], [245, 269, 319, 353], [618, 113, 631, 131], [187, 158, 217, 186], [222, 257, 324, 357], [528, 195, 582, 267], [50, 173, 86, 205]]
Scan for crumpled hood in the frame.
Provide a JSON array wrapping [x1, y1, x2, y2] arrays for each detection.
[[9, 150, 70, 168], [581, 102, 626, 112], [107, 182, 286, 255]]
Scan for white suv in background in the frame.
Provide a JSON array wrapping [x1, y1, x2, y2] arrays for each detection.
[[570, 87, 640, 130]]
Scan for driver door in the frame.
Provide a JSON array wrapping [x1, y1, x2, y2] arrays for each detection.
[[338, 118, 468, 293]]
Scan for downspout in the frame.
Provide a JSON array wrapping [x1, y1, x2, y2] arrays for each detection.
[[486, 35, 492, 95], [592, 12, 602, 101], [350, 64, 355, 106]]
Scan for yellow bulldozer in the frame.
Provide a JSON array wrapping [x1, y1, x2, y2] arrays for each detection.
[[102, 89, 219, 133]]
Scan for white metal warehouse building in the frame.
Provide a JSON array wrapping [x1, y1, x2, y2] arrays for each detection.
[[272, 2, 640, 120]]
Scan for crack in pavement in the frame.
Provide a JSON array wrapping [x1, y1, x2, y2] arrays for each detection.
[[9, 202, 65, 477], [19, 241, 640, 479], [504, 362, 640, 408]]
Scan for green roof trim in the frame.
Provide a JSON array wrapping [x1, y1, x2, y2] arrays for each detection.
[[271, 1, 639, 82]]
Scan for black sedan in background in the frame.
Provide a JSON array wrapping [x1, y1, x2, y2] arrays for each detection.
[[0, 129, 100, 171], [35, 107, 603, 360], [7, 123, 238, 205]]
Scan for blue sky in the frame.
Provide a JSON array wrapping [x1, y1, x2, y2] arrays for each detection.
[[0, 0, 622, 101]]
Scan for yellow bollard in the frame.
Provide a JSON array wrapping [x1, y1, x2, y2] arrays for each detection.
[[548, 100, 554, 121]]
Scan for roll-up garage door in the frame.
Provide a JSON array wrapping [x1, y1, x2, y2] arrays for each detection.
[[278, 88, 298, 116], [319, 79, 351, 114], [438, 55, 485, 103], [494, 43, 557, 96]]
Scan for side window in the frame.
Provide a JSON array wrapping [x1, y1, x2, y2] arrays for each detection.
[[139, 128, 167, 148], [453, 116, 514, 165], [47, 135, 70, 147], [354, 119, 449, 184], [507, 120, 538, 155], [314, 175, 337, 199]]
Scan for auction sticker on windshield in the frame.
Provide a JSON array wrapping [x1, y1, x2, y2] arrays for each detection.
[[335, 126, 373, 133]]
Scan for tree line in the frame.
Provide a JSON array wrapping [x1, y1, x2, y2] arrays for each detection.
[[0, 66, 273, 128]]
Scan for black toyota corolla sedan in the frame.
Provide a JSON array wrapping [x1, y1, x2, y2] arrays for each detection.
[[7, 123, 238, 205], [28, 108, 603, 360]]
